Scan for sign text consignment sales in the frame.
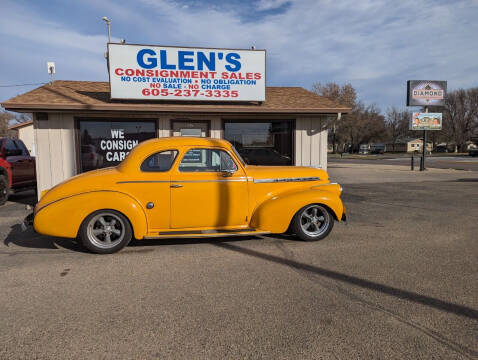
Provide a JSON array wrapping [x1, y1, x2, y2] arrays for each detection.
[[108, 43, 266, 101]]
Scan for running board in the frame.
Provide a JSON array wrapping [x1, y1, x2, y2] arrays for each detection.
[[144, 229, 269, 240]]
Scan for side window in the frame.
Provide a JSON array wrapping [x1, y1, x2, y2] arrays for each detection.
[[179, 148, 238, 172], [4, 139, 17, 151], [141, 150, 178, 172], [14, 140, 29, 156]]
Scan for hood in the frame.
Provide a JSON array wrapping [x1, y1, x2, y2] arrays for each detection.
[[36, 167, 120, 212], [245, 165, 329, 182]]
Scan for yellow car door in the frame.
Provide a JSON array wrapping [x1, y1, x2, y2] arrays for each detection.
[[118, 149, 177, 231], [170, 147, 249, 229]]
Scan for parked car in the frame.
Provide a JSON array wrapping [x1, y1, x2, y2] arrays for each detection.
[[29, 137, 346, 254], [358, 144, 369, 155], [469, 148, 478, 157], [370, 143, 385, 154], [0, 138, 36, 205], [434, 145, 449, 153]]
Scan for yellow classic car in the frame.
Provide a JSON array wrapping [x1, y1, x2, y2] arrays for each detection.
[[32, 137, 346, 254]]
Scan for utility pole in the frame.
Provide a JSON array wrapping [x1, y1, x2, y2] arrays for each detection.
[[420, 106, 428, 171]]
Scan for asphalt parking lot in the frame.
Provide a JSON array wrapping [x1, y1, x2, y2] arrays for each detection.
[[0, 164, 477, 359]]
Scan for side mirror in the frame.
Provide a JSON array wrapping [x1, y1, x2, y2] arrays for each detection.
[[4, 148, 22, 157]]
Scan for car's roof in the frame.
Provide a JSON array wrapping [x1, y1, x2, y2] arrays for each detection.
[[138, 137, 232, 148], [118, 137, 233, 172]]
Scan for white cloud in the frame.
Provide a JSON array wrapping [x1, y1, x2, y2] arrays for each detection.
[[256, 0, 290, 11], [1, 0, 478, 108]]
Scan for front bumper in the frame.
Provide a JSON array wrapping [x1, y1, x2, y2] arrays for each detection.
[[21, 212, 34, 232]]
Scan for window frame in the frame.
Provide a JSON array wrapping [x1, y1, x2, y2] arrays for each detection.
[[177, 147, 239, 173], [222, 118, 295, 166], [140, 149, 179, 173], [74, 117, 158, 174]]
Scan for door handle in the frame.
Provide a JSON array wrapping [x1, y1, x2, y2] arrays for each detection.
[[170, 184, 183, 188]]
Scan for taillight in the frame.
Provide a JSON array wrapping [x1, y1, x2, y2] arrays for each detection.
[[90, 153, 95, 160]]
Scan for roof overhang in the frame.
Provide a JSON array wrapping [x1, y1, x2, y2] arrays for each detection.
[[2, 103, 350, 115]]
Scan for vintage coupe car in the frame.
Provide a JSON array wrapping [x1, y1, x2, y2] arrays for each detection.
[[32, 137, 346, 254]]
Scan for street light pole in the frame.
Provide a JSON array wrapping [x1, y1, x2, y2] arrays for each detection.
[[102, 17, 111, 43], [102, 17, 111, 72]]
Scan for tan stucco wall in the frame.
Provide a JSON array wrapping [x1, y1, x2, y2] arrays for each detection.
[[295, 116, 328, 170], [17, 124, 35, 156], [33, 112, 330, 199], [34, 113, 77, 197]]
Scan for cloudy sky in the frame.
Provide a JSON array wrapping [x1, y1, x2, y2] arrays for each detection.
[[1, 0, 477, 110]]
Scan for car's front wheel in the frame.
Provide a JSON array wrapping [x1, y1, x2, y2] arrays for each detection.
[[292, 204, 334, 241], [79, 210, 132, 254]]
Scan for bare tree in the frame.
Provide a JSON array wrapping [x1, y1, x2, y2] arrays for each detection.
[[312, 82, 357, 108], [385, 107, 412, 151], [0, 109, 15, 137], [443, 88, 478, 152], [312, 82, 357, 153], [341, 102, 386, 151]]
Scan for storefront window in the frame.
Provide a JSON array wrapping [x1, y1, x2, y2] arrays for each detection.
[[224, 120, 293, 165], [78, 119, 157, 172], [171, 120, 209, 137]]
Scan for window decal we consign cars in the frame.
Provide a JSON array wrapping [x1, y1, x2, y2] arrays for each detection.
[[108, 43, 266, 102]]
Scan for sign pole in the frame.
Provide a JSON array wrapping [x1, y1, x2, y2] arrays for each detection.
[[420, 106, 428, 171]]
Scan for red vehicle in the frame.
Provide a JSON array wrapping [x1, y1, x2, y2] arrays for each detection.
[[0, 138, 36, 205]]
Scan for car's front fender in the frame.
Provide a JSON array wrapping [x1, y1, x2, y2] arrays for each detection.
[[33, 191, 147, 239], [250, 184, 345, 233]]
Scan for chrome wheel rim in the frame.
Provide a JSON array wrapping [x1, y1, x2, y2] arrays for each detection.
[[86, 213, 125, 249], [300, 205, 330, 237]]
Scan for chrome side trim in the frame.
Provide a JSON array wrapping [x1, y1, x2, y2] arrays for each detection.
[[117, 180, 170, 184], [173, 179, 247, 183], [117, 179, 247, 184], [253, 177, 320, 184], [311, 182, 337, 187]]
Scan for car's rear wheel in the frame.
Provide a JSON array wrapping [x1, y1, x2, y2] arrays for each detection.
[[80, 210, 132, 254], [292, 204, 334, 241], [0, 175, 8, 206]]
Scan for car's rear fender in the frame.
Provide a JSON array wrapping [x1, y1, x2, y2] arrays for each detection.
[[33, 191, 147, 239], [250, 185, 345, 233]]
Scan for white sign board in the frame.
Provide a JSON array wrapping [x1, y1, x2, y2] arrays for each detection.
[[410, 112, 442, 131], [108, 43, 266, 102]]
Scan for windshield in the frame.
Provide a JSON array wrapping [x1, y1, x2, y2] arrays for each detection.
[[231, 146, 246, 167]]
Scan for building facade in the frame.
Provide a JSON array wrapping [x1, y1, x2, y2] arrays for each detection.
[[2, 81, 349, 197], [8, 120, 35, 155]]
